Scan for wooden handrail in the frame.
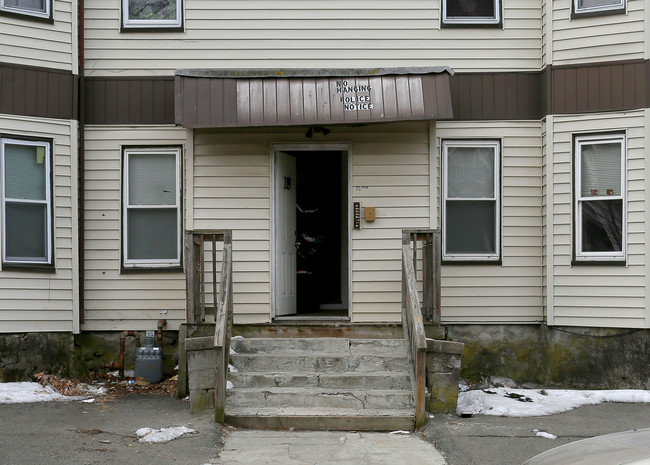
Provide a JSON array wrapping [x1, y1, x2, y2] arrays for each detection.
[[184, 230, 233, 423], [213, 242, 232, 423], [402, 241, 428, 428], [403, 230, 441, 323]]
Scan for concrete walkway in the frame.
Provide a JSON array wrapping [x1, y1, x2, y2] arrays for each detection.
[[217, 429, 447, 465]]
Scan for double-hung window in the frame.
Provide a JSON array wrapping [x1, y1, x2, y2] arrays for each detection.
[[122, 0, 182, 30], [0, 0, 52, 20], [574, 133, 625, 262], [442, 140, 500, 262], [572, 0, 625, 17], [1, 137, 52, 267], [442, 0, 501, 26], [123, 147, 181, 269]]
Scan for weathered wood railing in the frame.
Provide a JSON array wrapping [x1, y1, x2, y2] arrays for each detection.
[[403, 230, 441, 323], [185, 231, 233, 422], [402, 230, 441, 428]]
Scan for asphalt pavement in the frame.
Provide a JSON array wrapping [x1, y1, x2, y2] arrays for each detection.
[[0, 394, 223, 465], [1, 393, 650, 465], [423, 402, 650, 465]]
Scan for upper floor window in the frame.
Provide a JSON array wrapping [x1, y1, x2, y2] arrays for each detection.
[[0, 136, 53, 268], [442, 0, 501, 27], [574, 133, 625, 262], [572, 0, 625, 17], [123, 147, 182, 269], [122, 0, 183, 30], [0, 0, 52, 21], [442, 140, 501, 262]]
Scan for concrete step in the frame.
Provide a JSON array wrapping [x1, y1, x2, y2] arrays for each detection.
[[225, 407, 415, 432], [226, 387, 414, 410], [230, 337, 407, 356], [228, 371, 412, 390], [229, 354, 409, 373], [225, 337, 414, 431]]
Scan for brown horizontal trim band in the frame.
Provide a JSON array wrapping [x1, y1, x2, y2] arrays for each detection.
[[5, 59, 647, 125], [84, 76, 175, 125], [0, 62, 78, 120]]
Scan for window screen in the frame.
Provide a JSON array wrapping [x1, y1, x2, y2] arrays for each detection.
[[123, 147, 181, 268], [1, 0, 50, 18], [1, 138, 52, 266], [123, 0, 182, 28], [575, 134, 625, 261], [573, 0, 625, 15], [443, 0, 500, 25], [443, 141, 500, 261]]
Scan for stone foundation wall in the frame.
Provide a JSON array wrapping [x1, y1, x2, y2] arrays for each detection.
[[448, 325, 650, 389], [426, 339, 464, 414], [0, 333, 75, 382], [0, 331, 179, 382]]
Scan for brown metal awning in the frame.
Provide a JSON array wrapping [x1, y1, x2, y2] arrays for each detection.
[[174, 68, 454, 129]]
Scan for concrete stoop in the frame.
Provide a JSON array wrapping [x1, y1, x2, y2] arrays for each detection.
[[226, 337, 415, 431]]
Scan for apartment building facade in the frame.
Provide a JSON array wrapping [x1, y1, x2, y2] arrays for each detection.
[[1, 0, 648, 385]]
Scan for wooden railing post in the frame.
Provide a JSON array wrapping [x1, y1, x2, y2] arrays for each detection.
[[185, 232, 195, 324], [402, 241, 428, 429], [432, 230, 442, 324], [214, 238, 233, 424]]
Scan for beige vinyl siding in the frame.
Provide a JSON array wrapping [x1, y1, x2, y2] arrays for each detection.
[[549, 0, 644, 65], [192, 122, 430, 324], [547, 111, 648, 328], [84, 0, 541, 76], [0, 0, 76, 72], [436, 120, 543, 324], [82, 126, 187, 331], [0, 114, 78, 333]]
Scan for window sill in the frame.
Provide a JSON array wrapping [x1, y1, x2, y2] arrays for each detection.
[[442, 259, 502, 266], [121, 265, 184, 274], [571, 8, 626, 19], [120, 25, 184, 33], [571, 259, 626, 266], [441, 21, 502, 28], [2, 263, 55, 273]]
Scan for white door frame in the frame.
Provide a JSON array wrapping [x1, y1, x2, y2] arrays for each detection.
[[270, 143, 352, 320]]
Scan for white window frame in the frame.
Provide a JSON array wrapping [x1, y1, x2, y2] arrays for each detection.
[[0, 0, 51, 20], [442, 0, 501, 26], [573, 0, 625, 15], [0, 137, 53, 266], [123, 147, 182, 269], [574, 133, 626, 262], [122, 0, 182, 29], [442, 140, 501, 262]]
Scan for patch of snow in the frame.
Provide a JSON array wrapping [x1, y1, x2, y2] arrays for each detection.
[[459, 382, 469, 392], [533, 429, 557, 440], [389, 430, 410, 435], [108, 370, 135, 378], [228, 364, 238, 373], [82, 398, 95, 403], [457, 388, 650, 417], [229, 347, 237, 355], [226, 381, 234, 390], [0, 382, 85, 404], [232, 335, 244, 339], [136, 426, 197, 444]]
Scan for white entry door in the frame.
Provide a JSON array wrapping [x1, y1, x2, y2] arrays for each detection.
[[274, 151, 297, 316]]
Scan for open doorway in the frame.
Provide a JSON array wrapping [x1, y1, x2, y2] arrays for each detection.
[[273, 147, 349, 319]]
